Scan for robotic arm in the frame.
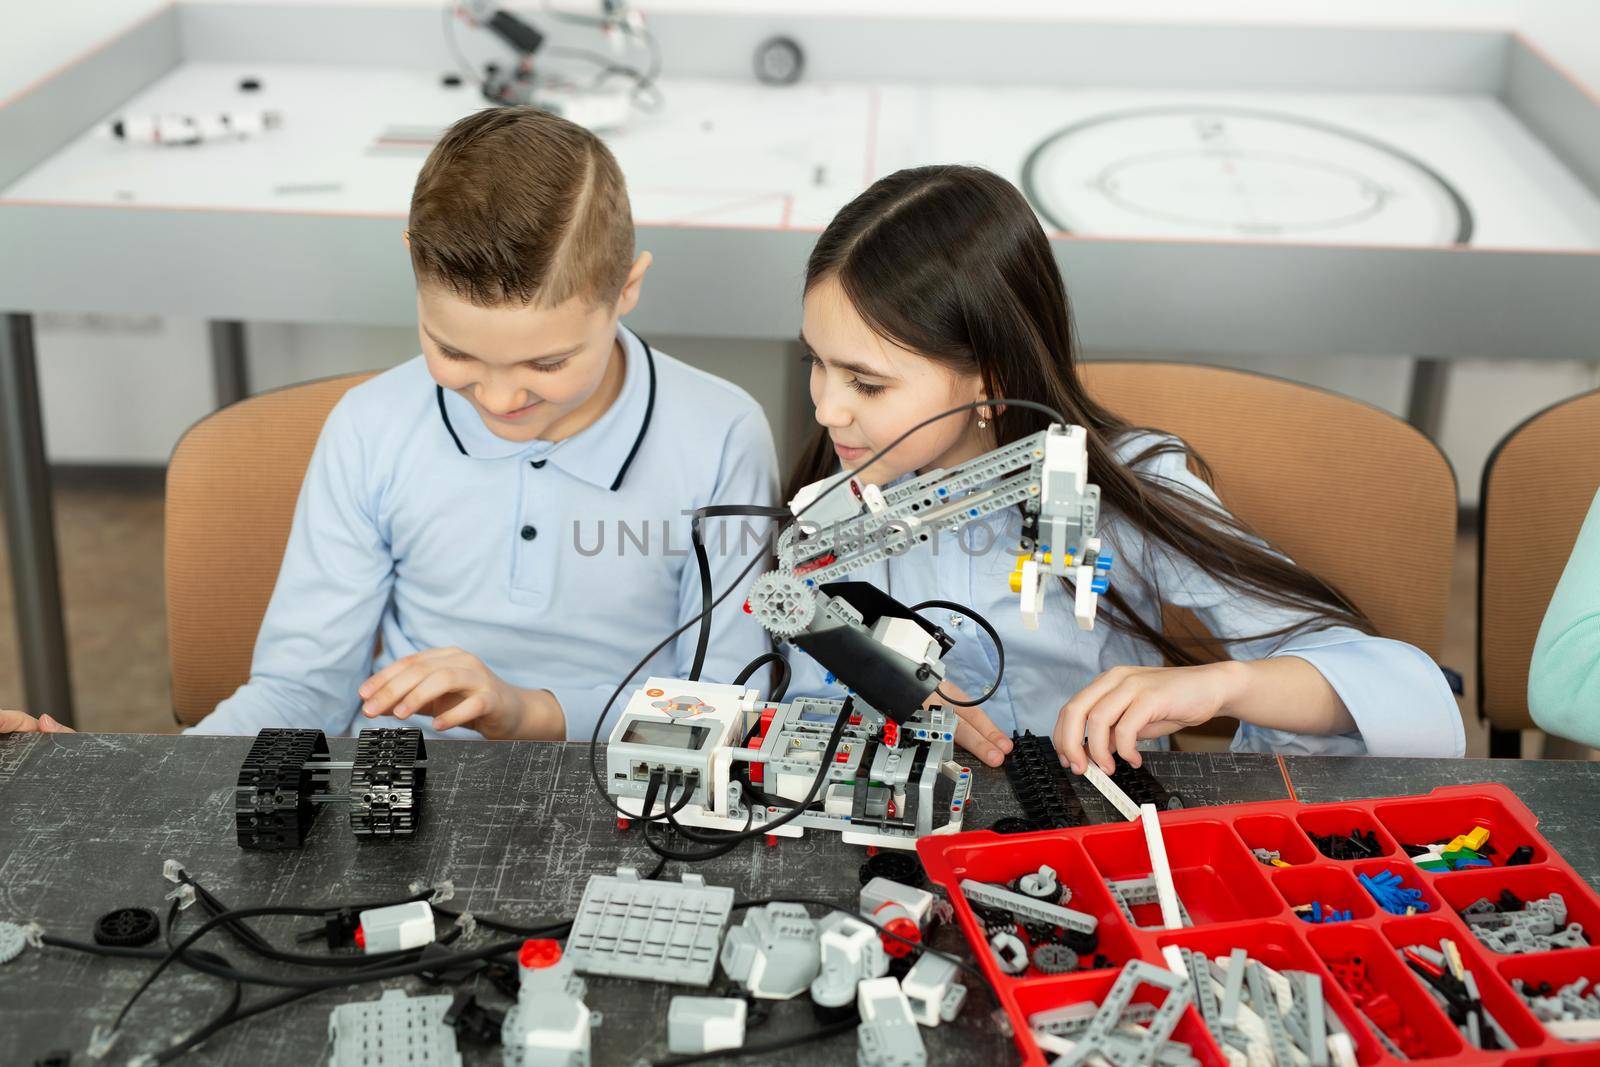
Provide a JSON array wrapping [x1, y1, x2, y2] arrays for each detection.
[[745, 424, 1111, 723]]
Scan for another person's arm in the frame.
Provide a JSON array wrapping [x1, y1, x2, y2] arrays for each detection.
[[1056, 440, 1462, 771], [1529, 487, 1600, 747]]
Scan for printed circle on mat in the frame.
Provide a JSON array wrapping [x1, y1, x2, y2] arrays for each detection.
[[1022, 106, 1472, 246]]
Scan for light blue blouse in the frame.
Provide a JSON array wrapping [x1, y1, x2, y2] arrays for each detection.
[[785, 432, 1464, 757]]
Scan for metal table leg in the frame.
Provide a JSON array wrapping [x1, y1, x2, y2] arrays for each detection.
[[0, 312, 75, 724], [209, 320, 250, 407], [1406, 357, 1450, 441]]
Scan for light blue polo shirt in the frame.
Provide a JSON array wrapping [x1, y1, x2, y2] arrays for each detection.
[[192, 327, 779, 740]]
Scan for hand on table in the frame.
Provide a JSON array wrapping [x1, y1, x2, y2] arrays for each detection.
[[1054, 662, 1243, 775], [0, 709, 74, 734], [357, 648, 564, 740]]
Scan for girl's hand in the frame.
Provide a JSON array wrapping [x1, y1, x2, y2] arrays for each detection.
[[358, 648, 562, 740], [1053, 662, 1247, 775], [929, 680, 1013, 768], [0, 709, 74, 734]]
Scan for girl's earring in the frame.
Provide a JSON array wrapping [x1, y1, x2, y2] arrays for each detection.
[[977, 408, 990, 429]]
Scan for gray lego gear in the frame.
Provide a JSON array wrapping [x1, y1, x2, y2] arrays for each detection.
[[327, 989, 461, 1067], [1017, 865, 1061, 902], [1029, 943, 1078, 974], [0, 921, 27, 965], [565, 868, 733, 986], [989, 930, 1029, 975], [747, 571, 817, 639], [718, 902, 820, 999]]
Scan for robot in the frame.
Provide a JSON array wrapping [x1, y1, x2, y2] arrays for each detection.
[[606, 422, 1109, 849]]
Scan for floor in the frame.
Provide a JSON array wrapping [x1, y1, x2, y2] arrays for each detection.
[[0, 473, 1582, 759]]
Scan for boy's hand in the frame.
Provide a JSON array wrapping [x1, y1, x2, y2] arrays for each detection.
[[928, 681, 1013, 768], [1053, 662, 1246, 775], [0, 709, 75, 734], [358, 649, 564, 740]]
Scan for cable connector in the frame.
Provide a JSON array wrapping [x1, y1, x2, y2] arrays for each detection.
[[164, 883, 197, 911], [161, 859, 186, 884], [21, 921, 45, 949], [407, 878, 457, 905], [453, 911, 478, 939], [86, 1025, 118, 1060]]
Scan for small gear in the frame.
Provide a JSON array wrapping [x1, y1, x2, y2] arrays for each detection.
[[1030, 943, 1079, 974], [971, 901, 1013, 927], [0, 921, 27, 964], [989, 931, 1028, 975], [1016, 865, 1060, 902], [747, 571, 816, 639], [93, 907, 160, 948]]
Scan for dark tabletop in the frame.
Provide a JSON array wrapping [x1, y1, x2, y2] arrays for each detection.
[[0, 734, 1594, 1066]]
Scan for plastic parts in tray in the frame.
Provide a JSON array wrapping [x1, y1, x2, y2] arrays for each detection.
[[918, 783, 1600, 1067]]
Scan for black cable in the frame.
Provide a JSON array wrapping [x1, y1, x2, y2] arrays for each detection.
[[585, 398, 1069, 830], [183, 875, 432, 970], [909, 598, 1006, 707], [688, 523, 713, 681], [733, 650, 791, 704], [148, 932, 465, 1065], [110, 903, 523, 1030], [646, 701, 850, 848], [686, 504, 789, 683], [652, 1016, 858, 1066], [641, 772, 755, 862]]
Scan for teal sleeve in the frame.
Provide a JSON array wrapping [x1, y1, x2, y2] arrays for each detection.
[[1528, 487, 1600, 746]]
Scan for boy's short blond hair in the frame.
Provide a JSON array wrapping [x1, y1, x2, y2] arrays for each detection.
[[407, 106, 634, 308]]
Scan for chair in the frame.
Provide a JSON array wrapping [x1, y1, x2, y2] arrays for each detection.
[[165, 373, 377, 726], [1478, 387, 1600, 757], [1080, 360, 1460, 738]]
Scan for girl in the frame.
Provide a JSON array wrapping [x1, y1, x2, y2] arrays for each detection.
[[783, 165, 1463, 774]]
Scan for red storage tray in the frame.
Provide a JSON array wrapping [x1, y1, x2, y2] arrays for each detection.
[[917, 784, 1600, 1067]]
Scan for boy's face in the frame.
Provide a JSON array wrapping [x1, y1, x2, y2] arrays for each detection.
[[416, 253, 650, 443], [802, 274, 987, 486]]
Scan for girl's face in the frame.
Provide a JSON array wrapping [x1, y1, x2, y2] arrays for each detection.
[[801, 274, 990, 486]]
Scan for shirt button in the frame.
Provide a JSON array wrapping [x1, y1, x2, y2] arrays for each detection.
[[520, 524, 538, 541]]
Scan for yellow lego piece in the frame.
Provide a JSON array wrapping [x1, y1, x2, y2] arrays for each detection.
[[1270, 859, 1291, 868], [1445, 835, 1470, 853], [1464, 826, 1490, 851]]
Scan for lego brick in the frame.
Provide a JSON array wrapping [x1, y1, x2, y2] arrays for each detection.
[[901, 952, 964, 1027], [810, 912, 889, 1009], [564, 868, 733, 986], [504, 941, 589, 1067], [358, 901, 434, 954], [959, 878, 1098, 934], [349, 727, 426, 838], [327, 989, 460, 1067], [718, 902, 819, 999], [666, 996, 746, 1055], [857, 977, 926, 1067], [235, 727, 329, 850], [1140, 804, 1183, 931]]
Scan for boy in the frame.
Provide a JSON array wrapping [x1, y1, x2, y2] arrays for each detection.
[[140, 107, 772, 740]]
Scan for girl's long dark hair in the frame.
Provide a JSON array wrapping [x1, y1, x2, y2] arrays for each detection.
[[789, 165, 1373, 664]]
